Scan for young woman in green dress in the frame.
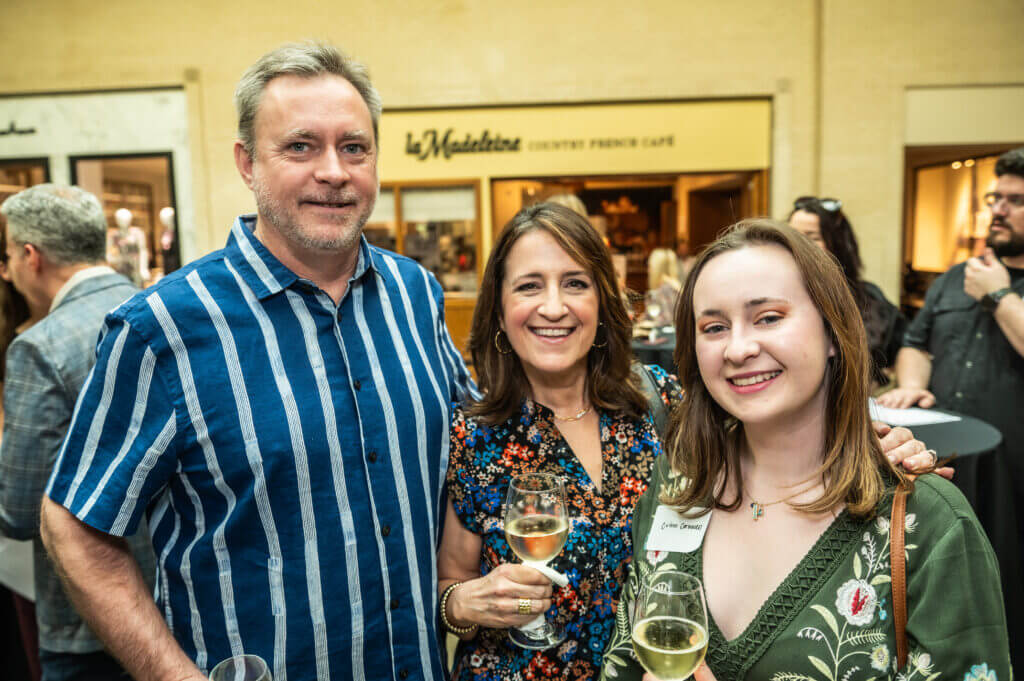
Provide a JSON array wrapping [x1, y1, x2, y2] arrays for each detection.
[[603, 219, 1011, 680]]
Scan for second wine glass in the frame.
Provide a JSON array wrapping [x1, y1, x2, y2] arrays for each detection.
[[503, 471, 569, 649], [631, 570, 709, 681]]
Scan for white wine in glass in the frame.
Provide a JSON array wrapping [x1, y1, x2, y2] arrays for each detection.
[[503, 472, 569, 649], [631, 571, 709, 681], [209, 654, 272, 681]]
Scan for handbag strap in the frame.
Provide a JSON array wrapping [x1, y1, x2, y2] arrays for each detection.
[[890, 480, 913, 669]]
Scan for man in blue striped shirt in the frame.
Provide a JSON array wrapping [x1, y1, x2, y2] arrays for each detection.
[[40, 41, 474, 681]]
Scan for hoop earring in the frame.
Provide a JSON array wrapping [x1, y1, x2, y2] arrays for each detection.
[[592, 322, 608, 348], [494, 329, 513, 354]]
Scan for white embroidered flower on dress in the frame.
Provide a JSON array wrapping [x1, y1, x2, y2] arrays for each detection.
[[904, 513, 917, 533], [835, 579, 877, 626], [875, 516, 890, 534], [869, 644, 890, 671], [912, 652, 933, 674]]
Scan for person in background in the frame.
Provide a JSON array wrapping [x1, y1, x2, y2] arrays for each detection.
[[789, 197, 905, 388], [675, 237, 696, 281], [603, 219, 1009, 680], [877, 146, 1024, 661], [0, 184, 156, 681], [438, 204, 931, 681], [643, 247, 681, 327], [39, 42, 473, 681], [546, 193, 588, 218]]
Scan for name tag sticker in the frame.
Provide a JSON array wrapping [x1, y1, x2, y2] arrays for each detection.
[[645, 505, 711, 554]]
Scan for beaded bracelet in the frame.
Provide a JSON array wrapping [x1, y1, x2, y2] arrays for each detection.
[[440, 581, 478, 636]]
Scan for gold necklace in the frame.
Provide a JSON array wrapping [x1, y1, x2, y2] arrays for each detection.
[[552, 405, 592, 422]]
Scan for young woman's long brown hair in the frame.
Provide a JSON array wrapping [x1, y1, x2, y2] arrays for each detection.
[[466, 202, 647, 424], [663, 218, 907, 518]]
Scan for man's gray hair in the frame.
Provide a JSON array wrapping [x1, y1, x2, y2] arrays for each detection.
[[0, 184, 107, 265], [234, 41, 383, 157]]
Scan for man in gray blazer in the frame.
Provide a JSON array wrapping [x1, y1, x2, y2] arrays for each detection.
[[0, 184, 156, 681]]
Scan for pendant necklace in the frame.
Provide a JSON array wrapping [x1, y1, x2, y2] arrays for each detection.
[[747, 495, 790, 521], [552, 405, 592, 422]]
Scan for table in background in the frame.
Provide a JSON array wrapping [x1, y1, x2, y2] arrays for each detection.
[[631, 332, 675, 374]]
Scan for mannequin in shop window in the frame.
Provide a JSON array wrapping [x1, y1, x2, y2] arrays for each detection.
[[107, 207, 150, 288], [158, 206, 180, 275]]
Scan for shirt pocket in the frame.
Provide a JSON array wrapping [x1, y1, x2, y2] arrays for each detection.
[[929, 294, 975, 354]]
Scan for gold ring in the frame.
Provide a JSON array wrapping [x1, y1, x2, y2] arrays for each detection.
[[518, 598, 531, 615]]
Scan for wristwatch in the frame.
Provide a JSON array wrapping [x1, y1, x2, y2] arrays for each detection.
[[980, 287, 1014, 313]]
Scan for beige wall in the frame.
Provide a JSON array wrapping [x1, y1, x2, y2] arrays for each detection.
[[1, 0, 1022, 295]]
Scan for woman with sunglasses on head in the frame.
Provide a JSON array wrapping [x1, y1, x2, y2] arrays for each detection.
[[789, 197, 906, 389], [602, 219, 1009, 681], [437, 204, 934, 681]]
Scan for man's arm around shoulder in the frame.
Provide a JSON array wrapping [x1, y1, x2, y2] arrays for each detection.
[[40, 497, 205, 681]]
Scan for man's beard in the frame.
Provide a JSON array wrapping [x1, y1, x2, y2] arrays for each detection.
[[986, 219, 1024, 258], [253, 178, 372, 253]]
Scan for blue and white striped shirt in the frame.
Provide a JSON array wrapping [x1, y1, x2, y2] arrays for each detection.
[[47, 215, 475, 681]]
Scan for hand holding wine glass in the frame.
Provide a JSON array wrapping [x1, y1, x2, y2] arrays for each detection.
[[503, 472, 569, 649], [632, 571, 708, 681]]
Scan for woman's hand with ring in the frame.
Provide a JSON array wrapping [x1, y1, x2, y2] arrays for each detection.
[[873, 423, 953, 480], [447, 563, 553, 629]]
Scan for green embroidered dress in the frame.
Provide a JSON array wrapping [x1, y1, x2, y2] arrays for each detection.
[[602, 455, 1011, 681]]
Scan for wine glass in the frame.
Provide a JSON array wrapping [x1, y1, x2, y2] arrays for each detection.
[[631, 571, 709, 681], [503, 472, 569, 649], [209, 654, 272, 681], [644, 291, 663, 341]]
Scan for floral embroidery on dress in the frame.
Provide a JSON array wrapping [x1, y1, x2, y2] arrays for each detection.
[[772, 500, 928, 681], [963, 664, 998, 681]]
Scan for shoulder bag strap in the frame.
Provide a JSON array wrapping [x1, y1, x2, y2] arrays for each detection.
[[633, 362, 668, 440], [890, 482, 911, 669]]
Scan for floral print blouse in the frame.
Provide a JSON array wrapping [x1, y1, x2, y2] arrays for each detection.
[[602, 455, 1012, 681], [447, 366, 682, 681]]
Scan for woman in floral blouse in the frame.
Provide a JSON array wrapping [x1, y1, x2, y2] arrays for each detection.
[[602, 220, 1011, 680], [437, 202, 675, 681], [437, 205, 933, 681]]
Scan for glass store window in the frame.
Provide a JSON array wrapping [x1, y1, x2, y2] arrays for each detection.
[[365, 182, 481, 293]]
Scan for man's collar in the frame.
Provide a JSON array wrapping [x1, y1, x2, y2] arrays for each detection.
[[50, 265, 118, 312], [225, 215, 379, 300]]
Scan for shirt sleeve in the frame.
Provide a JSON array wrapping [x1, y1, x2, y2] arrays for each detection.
[[446, 406, 483, 533], [45, 315, 180, 537], [905, 508, 1011, 676], [0, 338, 68, 539], [429, 275, 478, 404], [902, 273, 948, 351]]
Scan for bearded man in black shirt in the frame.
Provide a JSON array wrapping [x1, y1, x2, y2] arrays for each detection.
[[879, 146, 1024, 662]]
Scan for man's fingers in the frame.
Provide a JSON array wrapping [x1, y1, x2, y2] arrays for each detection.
[[919, 392, 936, 408]]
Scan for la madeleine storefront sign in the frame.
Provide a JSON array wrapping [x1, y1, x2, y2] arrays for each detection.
[[379, 99, 772, 180]]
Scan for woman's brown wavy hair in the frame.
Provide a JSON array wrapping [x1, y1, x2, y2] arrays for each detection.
[[465, 202, 648, 424], [663, 218, 908, 518]]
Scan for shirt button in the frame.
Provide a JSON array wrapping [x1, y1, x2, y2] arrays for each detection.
[[976, 332, 984, 339], [390, 598, 400, 609], [965, 360, 974, 368], [399, 670, 409, 680], [368, 451, 378, 463], [353, 379, 361, 390], [955, 391, 964, 399], [382, 525, 391, 537]]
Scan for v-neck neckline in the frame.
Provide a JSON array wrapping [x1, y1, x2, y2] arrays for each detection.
[[686, 507, 863, 678], [530, 399, 610, 498]]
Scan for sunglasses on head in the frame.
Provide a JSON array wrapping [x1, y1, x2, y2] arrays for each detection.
[[794, 196, 842, 213]]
